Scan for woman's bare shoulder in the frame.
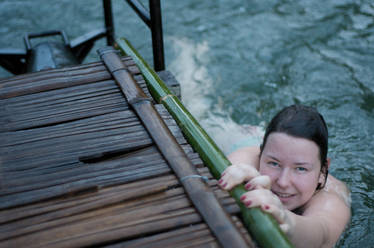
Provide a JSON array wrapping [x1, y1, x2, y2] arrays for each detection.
[[302, 175, 351, 246], [227, 146, 260, 167], [324, 175, 351, 207], [306, 175, 350, 212]]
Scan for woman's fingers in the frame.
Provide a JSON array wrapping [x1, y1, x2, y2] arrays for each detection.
[[245, 175, 271, 190], [262, 204, 292, 234], [279, 223, 290, 234], [219, 169, 244, 190], [261, 203, 286, 224], [218, 163, 259, 190], [239, 189, 282, 215], [218, 167, 243, 190], [240, 188, 273, 207], [240, 189, 291, 234]]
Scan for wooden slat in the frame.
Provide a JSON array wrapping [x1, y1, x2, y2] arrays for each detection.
[[0, 57, 138, 85], [105, 223, 219, 248], [0, 151, 170, 209], [0, 193, 198, 247], [0, 57, 140, 99], [0, 174, 179, 237], [0, 173, 178, 224], [0, 105, 191, 210], [0, 105, 188, 174], [108, 216, 255, 248], [0, 79, 148, 132], [0, 174, 241, 248]]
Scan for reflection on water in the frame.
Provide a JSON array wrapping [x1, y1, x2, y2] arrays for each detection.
[[1, 0, 373, 247]]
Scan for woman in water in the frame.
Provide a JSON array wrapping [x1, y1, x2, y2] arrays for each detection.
[[219, 105, 350, 248]]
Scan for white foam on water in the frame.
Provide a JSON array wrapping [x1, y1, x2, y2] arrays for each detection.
[[168, 36, 264, 154], [168, 36, 211, 119]]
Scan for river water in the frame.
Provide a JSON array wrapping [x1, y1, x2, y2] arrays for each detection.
[[1, 0, 373, 247]]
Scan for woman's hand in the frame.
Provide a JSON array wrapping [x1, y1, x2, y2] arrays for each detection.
[[240, 186, 294, 234], [218, 163, 293, 234], [218, 163, 260, 190]]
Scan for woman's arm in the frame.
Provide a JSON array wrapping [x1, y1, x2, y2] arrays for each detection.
[[239, 185, 350, 248], [285, 190, 351, 248], [227, 146, 260, 167]]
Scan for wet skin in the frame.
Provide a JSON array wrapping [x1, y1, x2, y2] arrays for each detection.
[[259, 132, 322, 211], [219, 132, 351, 248]]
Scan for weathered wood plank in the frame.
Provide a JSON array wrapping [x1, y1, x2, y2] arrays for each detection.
[[0, 56, 134, 85], [0, 173, 178, 224], [1, 131, 153, 171], [0, 57, 140, 99], [0, 78, 149, 132], [104, 223, 218, 248], [0, 181, 242, 248], [0, 147, 164, 192], [0, 158, 171, 209], [0, 196, 199, 247], [0, 105, 188, 173], [0, 105, 192, 210], [0, 175, 180, 238]]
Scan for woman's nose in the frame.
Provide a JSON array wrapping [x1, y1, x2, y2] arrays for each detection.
[[276, 168, 291, 188]]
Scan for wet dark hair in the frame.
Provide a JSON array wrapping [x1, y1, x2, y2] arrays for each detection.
[[260, 104, 329, 190]]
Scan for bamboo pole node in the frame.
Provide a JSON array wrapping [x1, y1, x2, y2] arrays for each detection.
[[159, 94, 175, 103], [110, 67, 130, 74], [180, 175, 209, 183], [98, 48, 121, 57], [128, 97, 152, 105]]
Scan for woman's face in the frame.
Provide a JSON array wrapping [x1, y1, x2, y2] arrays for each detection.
[[259, 132, 322, 210]]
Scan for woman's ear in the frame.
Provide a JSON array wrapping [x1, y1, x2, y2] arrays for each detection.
[[318, 171, 325, 185], [326, 158, 331, 169], [317, 159, 330, 190]]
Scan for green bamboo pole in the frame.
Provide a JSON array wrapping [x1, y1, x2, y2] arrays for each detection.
[[116, 37, 294, 248]]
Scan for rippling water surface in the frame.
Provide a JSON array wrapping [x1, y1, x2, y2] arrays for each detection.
[[1, 1, 373, 247]]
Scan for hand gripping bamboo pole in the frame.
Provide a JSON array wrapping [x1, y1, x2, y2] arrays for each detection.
[[98, 47, 251, 248], [115, 38, 294, 248]]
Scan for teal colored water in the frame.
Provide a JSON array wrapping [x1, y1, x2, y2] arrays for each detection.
[[1, 1, 373, 247]]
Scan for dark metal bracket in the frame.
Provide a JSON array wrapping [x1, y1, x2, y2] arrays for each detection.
[[24, 30, 70, 52], [0, 48, 27, 75], [0, 0, 165, 75], [70, 28, 107, 63], [124, 0, 165, 71]]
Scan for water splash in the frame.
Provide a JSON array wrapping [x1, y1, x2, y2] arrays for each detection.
[[168, 36, 264, 154]]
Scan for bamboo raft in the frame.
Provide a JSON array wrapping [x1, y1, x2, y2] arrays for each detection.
[[0, 48, 257, 247]]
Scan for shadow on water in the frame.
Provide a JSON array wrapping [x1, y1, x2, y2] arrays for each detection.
[[1, 0, 374, 247]]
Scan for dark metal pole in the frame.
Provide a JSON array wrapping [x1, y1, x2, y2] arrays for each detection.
[[103, 0, 115, 45], [125, 0, 151, 27], [149, 0, 165, 71]]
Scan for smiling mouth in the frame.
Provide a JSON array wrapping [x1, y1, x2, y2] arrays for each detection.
[[273, 192, 295, 199]]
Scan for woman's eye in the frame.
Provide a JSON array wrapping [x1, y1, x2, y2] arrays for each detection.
[[296, 167, 307, 172], [268, 161, 279, 167]]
